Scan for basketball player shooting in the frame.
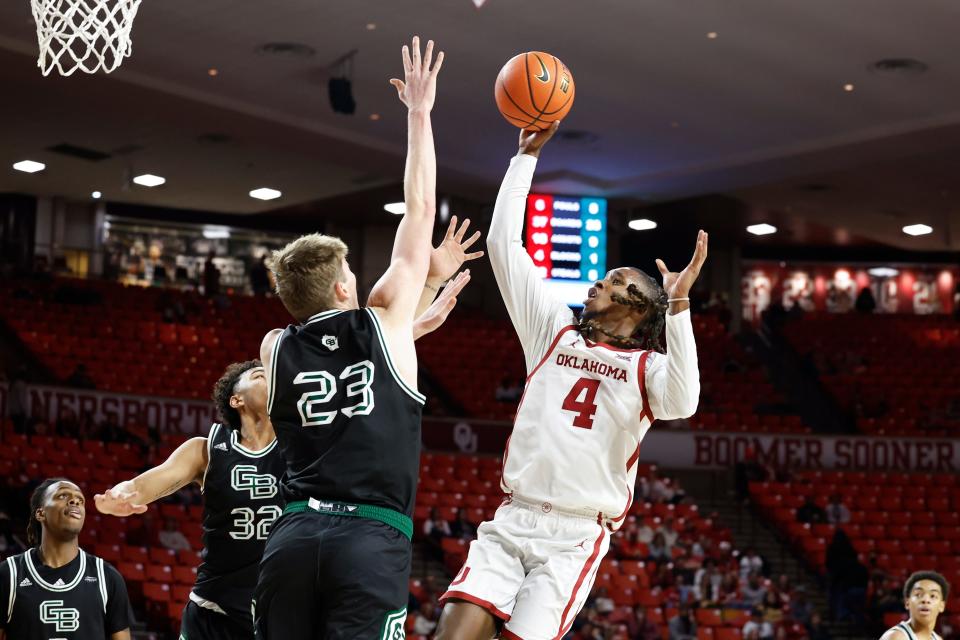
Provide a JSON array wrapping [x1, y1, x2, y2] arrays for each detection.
[[436, 122, 705, 640], [252, 36, 464, 640]]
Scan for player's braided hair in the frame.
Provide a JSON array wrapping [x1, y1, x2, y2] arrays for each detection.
[[27, 477, 69, 547], [212, 360, 263, 431], [578, 269, 669, 351]]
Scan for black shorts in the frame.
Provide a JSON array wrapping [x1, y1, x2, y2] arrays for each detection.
[[180, 600, 254, 640], [254, 512, 411, 640]]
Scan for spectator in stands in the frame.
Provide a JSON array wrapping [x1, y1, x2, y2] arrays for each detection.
[[66, 362, 97, 389], [650, 473, 685, 504], [742, 572, 767, 608], [693, 558, 721, 603], [825, 529, 868, 625], [742, 608, 774, 640], [762, 589, 785, 624], [657, 517, 680, 547], [450, 508, 476, 540], [615, 527, 645, 559], [855, 287, 876, 313], [423, 507, 452, 560], [806, 612, 831, 640], [626, 605, 659, 640], [593, 586, 615, 615], [667, 604, 697, 640], [648, 532, 672, 563], [250, 254, 272, 295], [740, 547, 764, 579], [825, 493, 851, 525], [411, 600, 439, 635], [635, 517, 655, 544], [158, 515, 192, 552], [796, 496, 826, 524], [7, 366, 29, 434], [203, 250, 221, 297]]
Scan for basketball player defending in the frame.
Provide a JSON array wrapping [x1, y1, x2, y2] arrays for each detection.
[[0, 478, 133, 640], [93, 229, 475, 640], [436, 123, 705, 640], [254, 36, 451, 639], [879, 571, 950, 640]]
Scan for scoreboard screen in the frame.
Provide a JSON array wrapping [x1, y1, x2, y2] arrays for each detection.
[[525, 194, 607, 307]]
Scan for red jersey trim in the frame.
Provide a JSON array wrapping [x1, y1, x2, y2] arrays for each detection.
[[500, 325, 578, 488], [610, 444, 641, 524], [637, 350, 654, 423], [581, 335, 648, 353], [501, 629, 526, 640], [554, 525, 606, 639], [439, 590, 511, 621]]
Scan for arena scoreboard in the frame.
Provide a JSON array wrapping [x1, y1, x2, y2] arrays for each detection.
[[525, 194, 607, 306]]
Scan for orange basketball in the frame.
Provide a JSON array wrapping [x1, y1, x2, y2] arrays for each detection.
[[494, 51, 575, 131]]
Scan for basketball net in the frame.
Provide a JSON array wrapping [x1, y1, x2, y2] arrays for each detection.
[[31, 0, 143, 76]]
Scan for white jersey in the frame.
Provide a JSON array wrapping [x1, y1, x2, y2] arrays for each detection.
[[890, 622, 941, 640], [502, 324, 654, 526], [488, 154, 700, 531]]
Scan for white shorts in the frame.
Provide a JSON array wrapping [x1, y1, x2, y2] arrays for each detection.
[[440, 499, 610, 640]]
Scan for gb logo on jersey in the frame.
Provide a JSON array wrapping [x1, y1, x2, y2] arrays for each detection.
[[40, 600, 80, 632], [321, 335, 339, 351], [231, 465, 278, 499]]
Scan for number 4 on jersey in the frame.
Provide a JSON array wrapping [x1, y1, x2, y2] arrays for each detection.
[[562, 377, 601, 429]]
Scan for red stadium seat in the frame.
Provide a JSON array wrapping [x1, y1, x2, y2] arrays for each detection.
[[143, 582, 171, 602]]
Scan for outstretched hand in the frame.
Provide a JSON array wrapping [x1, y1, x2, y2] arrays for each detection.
[[656, 229, 709, 301], [429, 216, 484, 282], [518, 120, 560, 158], [94, 481, 148, 517], [414, 270, 471, 339], [389, 36, 444, 113]]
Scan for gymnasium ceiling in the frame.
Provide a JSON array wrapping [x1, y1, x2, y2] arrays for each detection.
[[0, 0, 959, 250]]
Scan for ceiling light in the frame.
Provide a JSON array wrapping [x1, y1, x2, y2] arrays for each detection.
[[208, 68, 219, 77], [202, 226, 231, 239], [91, 191, 102, 199], [384, 202, 405, 215], [707, 32, 718, 39], [249, 187, 282, 201], [902, 224, 932, 236], [369, 113, 381, 121], [133, 174, 165, 187], [868, 267, 899, 277], [13, 160, 45, 173], [747, 223, 777, 236], [628, 218, 657, 231], [366, 23, 376, 30], [844, 83, 855, 92]]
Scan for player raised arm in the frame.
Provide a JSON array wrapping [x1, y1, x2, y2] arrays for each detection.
[[94, 437, 208, 516], [368, 36, 443, 322], [487, 121, 575, 370], [645, 231, 707, 420]]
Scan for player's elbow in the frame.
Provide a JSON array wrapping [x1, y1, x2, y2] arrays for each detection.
[[405, 197, 436, 220]]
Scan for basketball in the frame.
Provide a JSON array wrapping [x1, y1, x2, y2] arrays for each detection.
[[495, 51, 575, 131]]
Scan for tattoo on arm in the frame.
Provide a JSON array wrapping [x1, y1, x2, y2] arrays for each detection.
[[147, 478, 191, 503]]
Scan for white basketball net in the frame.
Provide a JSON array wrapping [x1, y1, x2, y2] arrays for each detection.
[[31, 0, 143, 76]]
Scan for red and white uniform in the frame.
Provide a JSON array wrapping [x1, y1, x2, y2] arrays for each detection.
[[441, 154, 700, 640]]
